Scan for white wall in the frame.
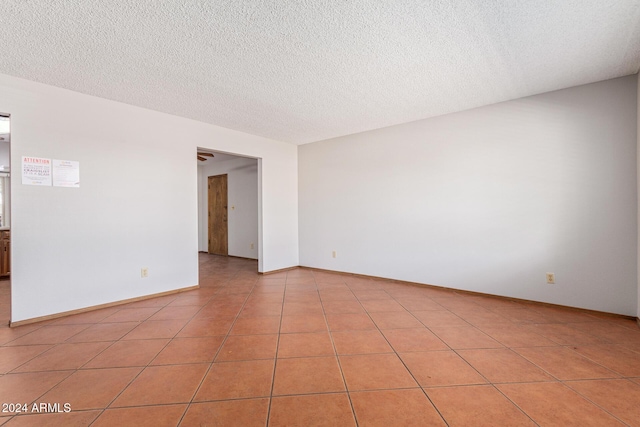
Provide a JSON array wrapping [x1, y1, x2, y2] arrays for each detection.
[[300, 76, 638, 316], [637, 72, 640, 319], [197, 156, 259, 259], [0, 73, 298, 323]]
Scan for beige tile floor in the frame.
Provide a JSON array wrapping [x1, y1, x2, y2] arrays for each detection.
[[0, 254, 639, 426]]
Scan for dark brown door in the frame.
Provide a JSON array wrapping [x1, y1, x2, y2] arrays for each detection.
[[208, 174, 228, 255]]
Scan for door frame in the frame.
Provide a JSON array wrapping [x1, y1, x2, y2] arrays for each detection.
[[198, 149, 263, 272]]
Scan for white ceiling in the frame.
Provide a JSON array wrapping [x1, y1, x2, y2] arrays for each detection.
[[1, 1, 639, 145]]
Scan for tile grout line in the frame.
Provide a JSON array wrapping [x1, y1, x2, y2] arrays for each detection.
[[350, 283, 452, 427], [81, 261, 248, 425], [559, 379, 638, 426], [314, 273, 360, 427], [264, 274, 287, 427], [84, 279, 223, 426], [386, 288, 550, 427], [177, 271, 259, 427], [4, 300, 186, 419]]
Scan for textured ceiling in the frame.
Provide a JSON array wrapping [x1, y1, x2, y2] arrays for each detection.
[[1, 1, 639, 144]]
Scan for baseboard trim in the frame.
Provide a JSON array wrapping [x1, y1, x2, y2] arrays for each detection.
[[228, 255, 259, 261], [259, 266, 299, 275], [449, 286, 636, 321], [9, 285, 199, 328], [14, 260, 633, 327], [300, 265, 636, 321]]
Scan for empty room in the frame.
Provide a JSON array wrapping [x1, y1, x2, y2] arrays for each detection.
[[0, 1, 639, 426]]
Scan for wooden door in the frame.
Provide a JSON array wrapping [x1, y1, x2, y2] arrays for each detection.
[[0, 231, 9, 276], [208, 174, 228, 255]]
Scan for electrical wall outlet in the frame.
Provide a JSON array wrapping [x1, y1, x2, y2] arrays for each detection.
[[250, 243, 254, 249], [546, 272, 555, 284], [141, 267, 149, 278], [332, 250, 337, 258]]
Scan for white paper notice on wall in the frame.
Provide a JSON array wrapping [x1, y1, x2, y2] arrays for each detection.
[[22, 156, 52, 186], [52, 159, 80, 188]]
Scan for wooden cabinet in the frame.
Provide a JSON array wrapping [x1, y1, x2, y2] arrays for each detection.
[[0, 230, 9, 277]]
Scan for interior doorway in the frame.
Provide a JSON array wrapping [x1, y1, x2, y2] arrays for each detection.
[[196, 148, 261, 270], [208, 174, 228, 255]]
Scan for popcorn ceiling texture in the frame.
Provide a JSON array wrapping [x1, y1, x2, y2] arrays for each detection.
[[0, 1, 639, 144]]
